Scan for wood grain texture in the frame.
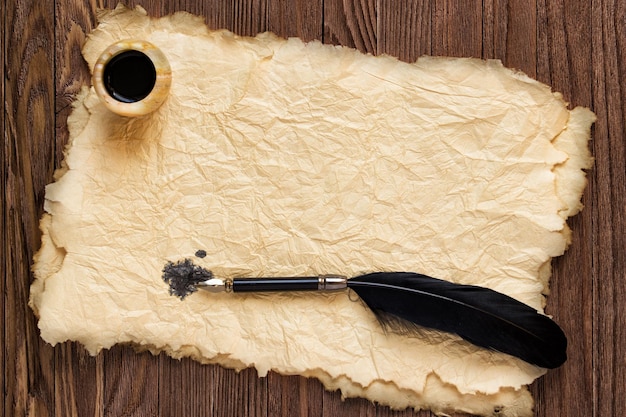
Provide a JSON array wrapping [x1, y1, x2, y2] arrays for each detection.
[[3, 1, 624, 416], [4, 2, 56, 417], [532, 2, 596, 416], [590, 1, 626, 416], [483, 0, 537, 76], [377, 0, 432, 62], [0, 0, 6, 410]]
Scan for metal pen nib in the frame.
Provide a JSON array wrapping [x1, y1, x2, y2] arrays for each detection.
[[196, 277, 233, 293]]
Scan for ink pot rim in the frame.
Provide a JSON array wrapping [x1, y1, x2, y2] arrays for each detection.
[[93, 39, 171, 117]]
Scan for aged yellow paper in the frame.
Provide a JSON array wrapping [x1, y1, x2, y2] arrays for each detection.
[[31, 5, 593, 416]]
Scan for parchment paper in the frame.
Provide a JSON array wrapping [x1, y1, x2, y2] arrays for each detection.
[[31, 5, 594, 416]]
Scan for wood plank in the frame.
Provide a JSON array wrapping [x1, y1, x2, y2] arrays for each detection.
[[267, 0, 323, 41], [267, 373, 324, 417], [482, 2, 594, 416], [482, 0, 537, 76], [431, 0, 483, 58], [103, 346, 158, 417], [158, 355, 212, 416], [158, 355, 267, 417], [52, 4, 105, 417], [216, 366, 267, 417], [53, 344, 103, 417], [233, 0, 269, 37], [533, 2, 595, 417], [321, 389, 376, 417], [55, 0, 96, 163], [377, 0, 432, 62], [4, 0, 57, 416], [0, 0, 6, 410], [324, 0, 377, 52], [536, 0, 594, 104], [95, 0, 234, 27], [591, 0, 626, 415]]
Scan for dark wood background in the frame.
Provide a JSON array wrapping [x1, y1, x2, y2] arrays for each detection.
[[2, 1, 624, 416]]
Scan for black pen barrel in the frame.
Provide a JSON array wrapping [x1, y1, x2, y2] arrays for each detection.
[[233, 277, 320, 292], [231, 275, 348, 292]]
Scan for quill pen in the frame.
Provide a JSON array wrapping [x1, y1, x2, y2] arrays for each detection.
[[163, 259, 567, 369]]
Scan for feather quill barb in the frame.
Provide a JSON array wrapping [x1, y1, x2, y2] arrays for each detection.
[[347, 272, 567, 369]]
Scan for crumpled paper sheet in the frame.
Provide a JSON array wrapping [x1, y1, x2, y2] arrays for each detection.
[[30, 5, 594, 417]]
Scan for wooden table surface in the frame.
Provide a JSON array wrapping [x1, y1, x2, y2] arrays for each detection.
[[3, 1, 624, 416]]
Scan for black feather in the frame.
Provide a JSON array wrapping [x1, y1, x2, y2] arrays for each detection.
[[347, 272, 567, 368]]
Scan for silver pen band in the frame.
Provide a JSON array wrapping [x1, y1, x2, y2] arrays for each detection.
[[318, 274, 348, 291]]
